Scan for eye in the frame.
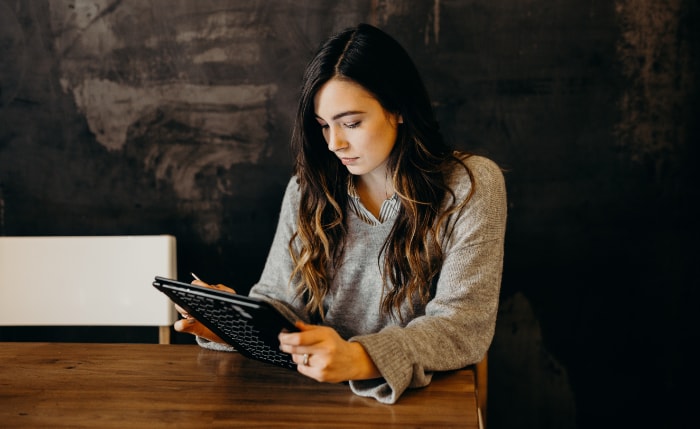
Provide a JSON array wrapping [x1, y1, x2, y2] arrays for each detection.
[[318, 123, 329, 140], [344, 121, 360, 129]]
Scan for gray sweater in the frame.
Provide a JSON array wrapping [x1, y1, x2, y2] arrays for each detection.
[[200, 154, 507, 404]]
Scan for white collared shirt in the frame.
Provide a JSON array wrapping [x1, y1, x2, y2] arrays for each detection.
[[347, 178, 400, 225]]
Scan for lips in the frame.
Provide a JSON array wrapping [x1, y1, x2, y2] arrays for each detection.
[[340, 157, 358, 165]]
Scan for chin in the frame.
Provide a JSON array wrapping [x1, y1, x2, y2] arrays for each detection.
[[344, 166, 366, 176]]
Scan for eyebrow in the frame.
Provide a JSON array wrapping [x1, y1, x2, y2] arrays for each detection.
[[315, 110, 365, 122]]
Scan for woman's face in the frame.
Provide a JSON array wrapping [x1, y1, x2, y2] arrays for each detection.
[[313, 78, 402, 178]]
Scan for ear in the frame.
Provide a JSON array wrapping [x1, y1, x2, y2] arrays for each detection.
[[397, 114, 404, 124]]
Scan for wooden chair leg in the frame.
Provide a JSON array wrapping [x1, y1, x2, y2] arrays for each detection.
[[159, 326, 171, 344], [475, 354, 488, 429]]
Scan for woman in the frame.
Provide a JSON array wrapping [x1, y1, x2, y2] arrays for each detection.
[[176, 23, 507, 404]]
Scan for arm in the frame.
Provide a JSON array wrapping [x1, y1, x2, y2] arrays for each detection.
[[349, 156, 507, 403], [248, 177, 309, 320]]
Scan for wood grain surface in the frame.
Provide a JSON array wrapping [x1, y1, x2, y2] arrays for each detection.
[[0, 342, 478, 428]]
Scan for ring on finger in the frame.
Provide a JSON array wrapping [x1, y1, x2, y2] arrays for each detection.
[[302, 353, 309, 366]]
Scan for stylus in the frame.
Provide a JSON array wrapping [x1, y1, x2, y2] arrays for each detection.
[[190, 272, 201, 281]]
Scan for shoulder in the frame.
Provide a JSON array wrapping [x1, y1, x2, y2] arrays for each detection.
[[282, 176, 301, 202], [443, 153, 508, 236], [276, 176, 301, 219], [447, 153, 506, 199], [284, 176, 300, 194]]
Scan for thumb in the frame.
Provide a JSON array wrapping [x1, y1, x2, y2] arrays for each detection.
[[294, 321, 314, 331], [175, 318, 226, 344]]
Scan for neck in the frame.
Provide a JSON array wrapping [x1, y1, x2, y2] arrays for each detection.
[[355, 171, 393, 199], [354, 173, 394, 218]]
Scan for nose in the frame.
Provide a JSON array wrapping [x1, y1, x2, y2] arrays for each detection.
[[327, 128, 346, 152]]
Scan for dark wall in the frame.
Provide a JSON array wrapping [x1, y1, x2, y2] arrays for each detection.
[[1, 1, 696, 428]]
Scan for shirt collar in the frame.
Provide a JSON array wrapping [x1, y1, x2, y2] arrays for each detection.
[[346, 176, 400, 225]]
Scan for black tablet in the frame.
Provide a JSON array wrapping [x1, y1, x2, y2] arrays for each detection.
[[152, 276, 299, 369]]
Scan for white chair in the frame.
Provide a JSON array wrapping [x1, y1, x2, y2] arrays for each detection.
[[0, 235, 177, 344]]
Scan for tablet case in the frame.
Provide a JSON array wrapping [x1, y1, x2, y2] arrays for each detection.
[[152, 276, 298, 369]]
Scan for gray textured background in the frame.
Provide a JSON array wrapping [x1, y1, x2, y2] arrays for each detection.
[[1, 1, 696, 428]]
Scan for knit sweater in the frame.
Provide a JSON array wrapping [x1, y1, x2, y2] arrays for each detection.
[[199, 154, 507, 404]]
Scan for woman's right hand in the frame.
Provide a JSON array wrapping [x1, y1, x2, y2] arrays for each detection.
[[173, 279, 236, 344]]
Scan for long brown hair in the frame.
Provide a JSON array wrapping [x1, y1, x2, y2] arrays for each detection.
[[289, 24, 474, 322]]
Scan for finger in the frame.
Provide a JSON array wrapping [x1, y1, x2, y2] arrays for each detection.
[[174, 304, 190, 318], [295, 320, 311, 331], [293, 352, 313, 367], [191, 279, 236, 294], [174, 318, 225, 343], [211, 283, 236, 293], [280, 323, 327, 347], [174, 317, 194, 333], [280, 341, 314, 356], [278, 333, 323, 356], [279, 321, 313, 343]]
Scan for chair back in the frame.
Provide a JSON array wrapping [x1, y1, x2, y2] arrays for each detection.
[[0, 235, 177, 343]]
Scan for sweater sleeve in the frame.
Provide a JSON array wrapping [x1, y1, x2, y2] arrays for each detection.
[[247, 177, 309, 321], [348, 156, 507, 404]]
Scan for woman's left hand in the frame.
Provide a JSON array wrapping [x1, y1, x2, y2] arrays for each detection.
[[278, 322, 380, 383]]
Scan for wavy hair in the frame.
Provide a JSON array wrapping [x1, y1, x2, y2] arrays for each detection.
[[289, 24, 474, 322]]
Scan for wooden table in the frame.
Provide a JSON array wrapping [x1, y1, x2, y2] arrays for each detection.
[[0, 342, 478, 428]]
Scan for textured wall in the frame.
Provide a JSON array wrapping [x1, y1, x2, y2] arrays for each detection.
[[1, 1, 696, 428]]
